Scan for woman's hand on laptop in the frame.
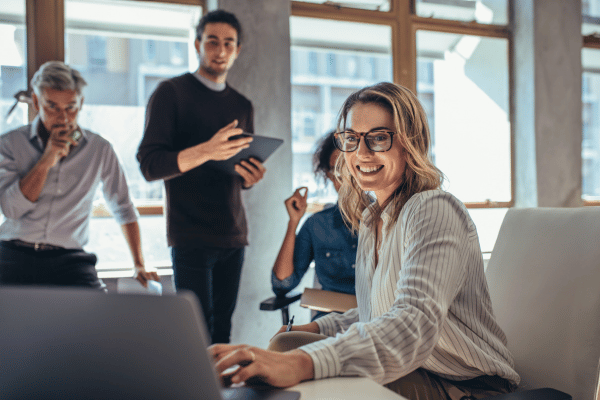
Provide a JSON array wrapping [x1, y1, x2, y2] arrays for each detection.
[[210, 344, 314, 388]]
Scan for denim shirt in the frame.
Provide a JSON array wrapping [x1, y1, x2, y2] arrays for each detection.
[[272, 203, 358, 296]]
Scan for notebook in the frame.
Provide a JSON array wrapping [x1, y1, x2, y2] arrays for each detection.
[[0, 287, 300, 400], [204, 133, 284, 175], [300, 288, 358, 314]]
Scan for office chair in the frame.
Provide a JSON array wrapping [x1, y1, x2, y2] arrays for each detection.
[[260, 288, 357, 325], [260, 274, 357, 325], [481, 207, 600, 400], [260, 290, 303, 325]]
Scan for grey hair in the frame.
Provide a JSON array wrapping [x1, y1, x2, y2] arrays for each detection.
[[31, 61, 87, 96]]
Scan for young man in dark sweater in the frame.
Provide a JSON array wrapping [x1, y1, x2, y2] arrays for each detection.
[[137, 10, 266, 344]]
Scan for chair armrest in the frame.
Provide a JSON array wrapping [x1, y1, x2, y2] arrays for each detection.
[[481, 388, 571, 400], [259, 291, 302, 311]]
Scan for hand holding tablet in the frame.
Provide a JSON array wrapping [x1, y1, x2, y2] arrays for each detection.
[[205, 133, 284, 175]]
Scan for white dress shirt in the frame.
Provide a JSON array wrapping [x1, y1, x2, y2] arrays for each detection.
[[0, 117, 138, 249], [301, 190, 520, 386]]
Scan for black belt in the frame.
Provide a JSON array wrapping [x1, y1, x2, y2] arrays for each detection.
[[6, 239, 65, 251]]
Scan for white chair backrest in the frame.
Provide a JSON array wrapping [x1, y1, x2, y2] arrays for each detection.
[[486, 207, 600, 400]]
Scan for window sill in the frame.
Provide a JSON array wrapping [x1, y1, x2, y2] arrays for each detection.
[[96, 262, 172, 279]]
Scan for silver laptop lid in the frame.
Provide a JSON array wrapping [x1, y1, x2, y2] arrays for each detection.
[[0, 287, 223, 400]]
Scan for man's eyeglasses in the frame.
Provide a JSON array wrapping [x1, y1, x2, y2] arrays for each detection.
[[333, 130, 395, 153], [39, 98, 81, 118]]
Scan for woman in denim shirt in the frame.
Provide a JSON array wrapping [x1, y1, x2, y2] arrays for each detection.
[[271, 131, 358, 317]]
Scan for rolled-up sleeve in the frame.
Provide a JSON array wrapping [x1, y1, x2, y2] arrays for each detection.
[[100, 143, 138, 225], [271, 218, 315, 295]]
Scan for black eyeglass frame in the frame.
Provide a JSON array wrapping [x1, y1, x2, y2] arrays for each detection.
[[333, 130, 396, 153]]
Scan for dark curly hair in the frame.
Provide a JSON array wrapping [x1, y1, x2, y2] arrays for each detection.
[[312, 130, 338, 182]]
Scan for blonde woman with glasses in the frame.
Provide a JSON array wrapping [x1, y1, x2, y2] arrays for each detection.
[[210, 82, 519, 399]]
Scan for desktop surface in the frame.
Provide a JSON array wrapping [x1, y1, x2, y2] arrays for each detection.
[[291, 377, 407, 400]]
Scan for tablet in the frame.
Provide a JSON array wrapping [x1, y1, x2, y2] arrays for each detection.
[[205, 133, 284, 175]]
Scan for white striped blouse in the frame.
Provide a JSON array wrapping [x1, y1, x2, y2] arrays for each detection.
[[300, 190, 520, 386]]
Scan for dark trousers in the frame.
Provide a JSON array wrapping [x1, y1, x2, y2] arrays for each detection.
[[171, 244, 245, 344], [0, 241, 105, 291], [385, 369, 514, 400]]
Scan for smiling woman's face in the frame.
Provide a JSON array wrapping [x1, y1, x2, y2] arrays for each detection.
[[344, 102, 406, 205]]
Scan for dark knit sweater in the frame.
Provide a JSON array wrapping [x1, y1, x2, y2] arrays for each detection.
[[137, 73, 254, 248]]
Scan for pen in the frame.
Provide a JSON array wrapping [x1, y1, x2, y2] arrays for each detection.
[[286, 315, 295, 332]]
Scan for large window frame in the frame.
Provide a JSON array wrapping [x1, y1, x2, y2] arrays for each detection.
[[18, 0, 205, 218], [291, 0, 513, 209], [583, 32, 600, 206], [20, 0, 514, 213]]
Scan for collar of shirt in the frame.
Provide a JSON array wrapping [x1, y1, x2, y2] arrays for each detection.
[[28, 116, 44, 150], [363, 200, 393, 231], [330, 202, 352, 232], [194, 72, 226, 92]]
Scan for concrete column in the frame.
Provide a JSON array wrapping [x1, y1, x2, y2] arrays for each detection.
[[513, 0, 582, 207], [210, 0, 293, 347]]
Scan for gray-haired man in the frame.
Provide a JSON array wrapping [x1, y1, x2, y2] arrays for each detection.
[[0, 61, 158, 289]]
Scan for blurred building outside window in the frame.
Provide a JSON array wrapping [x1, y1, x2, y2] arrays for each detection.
[[290, 16, 393, 205], [582, 1, 600, 202], [416, 29, 511, 253], [0, 0, 27, 136], [63, 0, 201, 271], [415, 0, 507, 25], [0, 0, 27, 230], [294, 0, 390, 12]]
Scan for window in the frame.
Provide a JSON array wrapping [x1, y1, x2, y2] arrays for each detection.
[[0, 0, 27, 135], [290, 16, 392, 204], [583, 0, 600, 35], [415, 0, 508, 25], [64, 0, 202, 269], [582, 0, 600, 202], [416, 31, 511, 205], [582, 60, 600, 200], [294, 0, 390, 12], [291, 0, 511, 253], [65, 0, 201, 208]]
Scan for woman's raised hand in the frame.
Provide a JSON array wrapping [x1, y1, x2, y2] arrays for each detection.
[[284, 187, 308, 223]]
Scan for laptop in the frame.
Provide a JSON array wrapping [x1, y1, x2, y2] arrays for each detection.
[[0, 287, 300, 400]]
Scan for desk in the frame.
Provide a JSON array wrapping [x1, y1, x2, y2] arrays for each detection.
[[290, 377, 407, 400]]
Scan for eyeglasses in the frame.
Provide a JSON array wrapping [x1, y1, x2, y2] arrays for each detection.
[[39, 98, 81, 118], [333, 130, 395, 153]]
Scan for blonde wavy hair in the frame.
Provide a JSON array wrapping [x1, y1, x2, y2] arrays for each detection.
[[335, 82, 444, 233]]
